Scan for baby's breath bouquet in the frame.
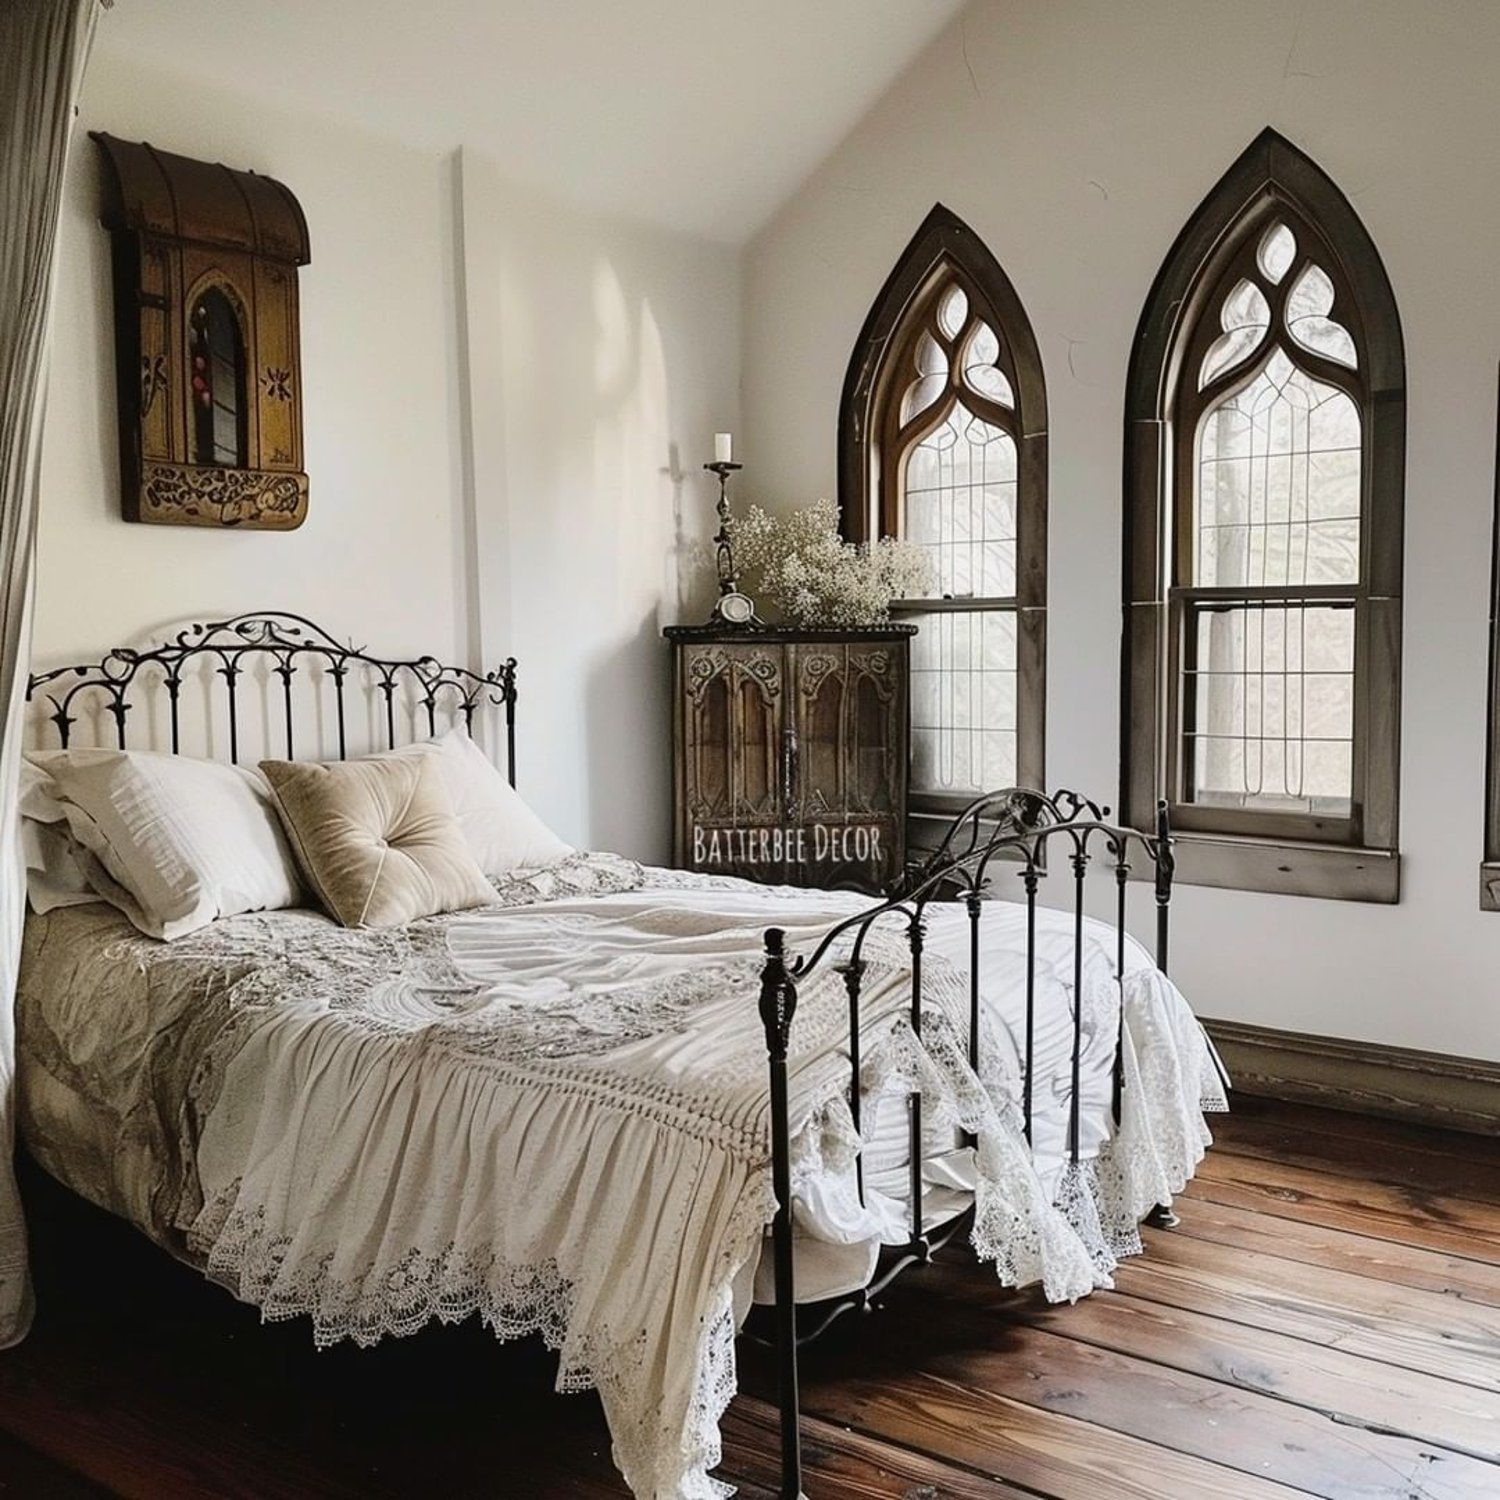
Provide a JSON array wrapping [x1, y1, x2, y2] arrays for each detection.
[[728, 499, 931, 628]]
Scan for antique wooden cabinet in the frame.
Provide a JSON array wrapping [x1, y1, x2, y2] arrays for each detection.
[[666, 624, 913, 891]]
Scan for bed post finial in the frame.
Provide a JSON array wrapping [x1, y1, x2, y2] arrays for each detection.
[[1154, 798, 1174, 976], [758, 926, 803, 1498]]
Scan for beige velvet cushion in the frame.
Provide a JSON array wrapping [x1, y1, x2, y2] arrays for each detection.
[[260, 753, 495, 928]]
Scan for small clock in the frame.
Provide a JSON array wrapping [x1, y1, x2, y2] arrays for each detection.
[[713, 591, 758, 627]]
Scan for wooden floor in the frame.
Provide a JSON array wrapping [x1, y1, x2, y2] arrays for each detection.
[[1, 1094, 1497, 1498]]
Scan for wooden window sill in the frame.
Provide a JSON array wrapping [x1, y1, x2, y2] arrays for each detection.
[[1150, 830, 1400, 903]]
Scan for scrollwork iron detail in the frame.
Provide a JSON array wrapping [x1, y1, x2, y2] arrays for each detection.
[[27, 610, 519, 782]]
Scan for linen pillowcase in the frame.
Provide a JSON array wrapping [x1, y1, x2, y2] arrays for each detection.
[[260, 751, 496, 929], [24, 748, 304, 940], [19, 758, 102, 915], [391, 729, 572, 879]]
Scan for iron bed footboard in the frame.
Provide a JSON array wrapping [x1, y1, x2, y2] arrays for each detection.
[[753, 788, 1178, 1499]]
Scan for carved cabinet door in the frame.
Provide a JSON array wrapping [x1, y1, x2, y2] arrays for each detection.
[[789, 640, 907, 888], [679, 642, 788, 882]]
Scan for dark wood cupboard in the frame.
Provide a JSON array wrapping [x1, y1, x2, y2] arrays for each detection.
[[665, 624, 912, 891]]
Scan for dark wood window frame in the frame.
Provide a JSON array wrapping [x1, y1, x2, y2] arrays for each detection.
[[839, 203, 1047, 842], [1483, 371, 1500, 910], [1123, 130, 1405, 903]]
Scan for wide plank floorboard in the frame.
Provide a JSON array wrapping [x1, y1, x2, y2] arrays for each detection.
[[1162, 1192, 1500, 1306], [1187, 1152, 1500, 1264], [0, 1098, 1497, 1496], [1208, 1096, 1500, 1206]]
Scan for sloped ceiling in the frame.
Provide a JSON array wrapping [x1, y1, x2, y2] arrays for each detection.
[[95, 0, 965, 242]]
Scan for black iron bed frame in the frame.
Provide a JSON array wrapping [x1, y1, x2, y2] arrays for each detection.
[[27, 610, 518, 773], [750, 787, 1181, 1498], [27, 612, 1194, 1500]]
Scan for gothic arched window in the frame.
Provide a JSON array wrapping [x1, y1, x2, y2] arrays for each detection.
[[1123, 131, 1405, 901], [840, 205, 1047, 829]]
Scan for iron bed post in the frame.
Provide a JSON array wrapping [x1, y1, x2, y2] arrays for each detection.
[[907, 910, 926, 1252], [964, 890, 982, 1076], [504, 659, 518, 788], [1067, 847, 1088, 1165], [1154, 798, 1174, 978], [842, 960, 866, 1205], [1147, 798, 1181, 1229], [758, 927, 803, 1500], [1112, 852, 1129, 1128], [1021, 860, 1038, 1146]]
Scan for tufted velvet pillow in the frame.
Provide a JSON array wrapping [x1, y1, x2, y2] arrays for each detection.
[[260, 752, 495, 929]]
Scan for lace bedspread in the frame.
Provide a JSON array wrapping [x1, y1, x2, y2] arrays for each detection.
[[16, 852, 1227, 1500]]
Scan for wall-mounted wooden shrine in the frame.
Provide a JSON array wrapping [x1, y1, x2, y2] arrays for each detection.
[[92, 133, 311, 529]]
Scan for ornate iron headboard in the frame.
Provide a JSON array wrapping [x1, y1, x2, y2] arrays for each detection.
[[26, 611, 519, 783]]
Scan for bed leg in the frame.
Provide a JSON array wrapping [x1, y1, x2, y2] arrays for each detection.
[[1145, 1203, 1180, 1229], [759, 928, 804, 1500]]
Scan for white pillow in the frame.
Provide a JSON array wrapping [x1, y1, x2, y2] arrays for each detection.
[[21, 814, 104, 915], [390, 729, 571, 878], [24, 748, 303, 940], [20, 758, 109, 915]]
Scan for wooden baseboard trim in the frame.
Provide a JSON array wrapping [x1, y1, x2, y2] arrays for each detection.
[[1202, 1018, 1500, 1136]]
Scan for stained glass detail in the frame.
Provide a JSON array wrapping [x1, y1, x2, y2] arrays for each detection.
[[1199, 278, 1271, 389], [1257, 221, 1297, 284], [909, 607, 1017, 794], [1185, 603, 1354, 813], [1285, 263, 1357, 368], [1195, 347, 1361, 588]]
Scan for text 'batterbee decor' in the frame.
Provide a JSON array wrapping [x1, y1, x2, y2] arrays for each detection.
[[92, 134, 311, 529]]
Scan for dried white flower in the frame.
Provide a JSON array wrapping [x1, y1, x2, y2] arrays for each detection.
[[727, 499, 932, 627]]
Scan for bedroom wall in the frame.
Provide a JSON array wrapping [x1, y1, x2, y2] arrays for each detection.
[[35, 48, 740, 862], [36, 47, 470, 683], [456, 152, 740, 861], [741, 0, 1500, 1061]]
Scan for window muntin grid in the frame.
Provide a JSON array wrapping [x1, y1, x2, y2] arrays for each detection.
[[882, 272, 1025, 798], [1174, 213, 1367, 824], [1185, 602, 1354, 815]]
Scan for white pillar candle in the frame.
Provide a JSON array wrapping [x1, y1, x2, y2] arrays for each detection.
[[714, 432, 733, 464]]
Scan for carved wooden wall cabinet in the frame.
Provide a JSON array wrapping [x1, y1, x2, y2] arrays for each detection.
[[666, 624, 912, 891], [93, 134, 311, 529]]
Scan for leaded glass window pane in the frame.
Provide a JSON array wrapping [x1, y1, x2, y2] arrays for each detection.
[[1194, 350, 1361, 588], [909, 606, 1017, 794], [866, 248, 1041, 807], [1285, 262, 1358, 369], [903, 409, 1016, 600], [1185, 602, 1355, 814], [1199, 278, 1271, 389]]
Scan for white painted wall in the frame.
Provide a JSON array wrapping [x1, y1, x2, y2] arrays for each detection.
[[36, 49, 740, 863], [93, 0, 965, 242], [742, 0, 1500, 1061], [38, 47, 471, 681], [457, 153, 739, 859]]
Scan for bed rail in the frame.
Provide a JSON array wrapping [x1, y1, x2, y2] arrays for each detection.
[[756, 789, 1175, 1499]]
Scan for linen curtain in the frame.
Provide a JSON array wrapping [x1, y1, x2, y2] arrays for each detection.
[[0, 0, 103, 1348]]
